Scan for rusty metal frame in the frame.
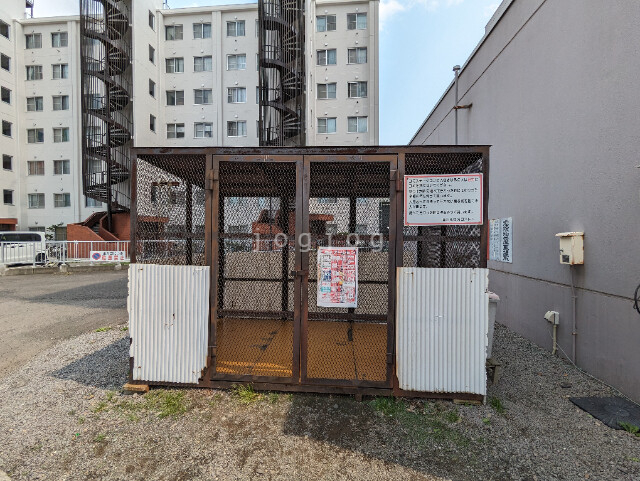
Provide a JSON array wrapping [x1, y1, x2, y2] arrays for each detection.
[[129, 146, 490, 398]]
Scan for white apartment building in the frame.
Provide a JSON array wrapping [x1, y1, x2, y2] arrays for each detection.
[[0, 0, 378, 235]]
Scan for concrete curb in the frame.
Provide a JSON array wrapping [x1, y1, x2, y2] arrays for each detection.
[[0, 263, 129, 277]]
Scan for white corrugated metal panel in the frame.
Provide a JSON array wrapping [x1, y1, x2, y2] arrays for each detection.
[[128, 264, 210, 384], [396, 268, 489, 395]]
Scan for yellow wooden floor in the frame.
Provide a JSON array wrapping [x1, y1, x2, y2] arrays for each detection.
[[215, 318, 387, 381]]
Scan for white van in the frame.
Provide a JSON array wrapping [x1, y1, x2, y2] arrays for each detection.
[[0, 231, 48, 266]]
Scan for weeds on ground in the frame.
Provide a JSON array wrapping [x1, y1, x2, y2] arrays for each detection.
[[489, 396, 506, 414], [120, 326, 128, 332], [91, 389, 190, 420], [369, 397, 470, 447], [93, 433, 106, 443], [231, 384, 261, 404], [629, 457, 640, 462], [482, 417, 491, 425], [619, 422, 640, 437], [95, 326, 112, 333]]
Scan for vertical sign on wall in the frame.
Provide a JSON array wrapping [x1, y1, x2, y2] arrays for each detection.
[[489, 217, 513, 263], [404, 174, 483, 226], [317, 247, 358, 308], [501, 217, 513, 263]]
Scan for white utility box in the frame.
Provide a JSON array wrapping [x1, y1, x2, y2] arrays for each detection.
[[555, 232, 584, 265]]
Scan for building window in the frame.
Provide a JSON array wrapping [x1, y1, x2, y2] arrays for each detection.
[[1, 87, 10, 104], [255, 19, 259, 37], [86, 197, 102, 207], [316, 15, 336, 32], [51, 32, 68, 48], [25, 33, 42, 49], [149, 11, 155, 30], [52, 95, 69, 111], [2, 189, 13, 205], [86, 126, 102, 144], [316, 49, 337, 66], [165, 57, 184, 73], [0, 20, 9, 39], [150, 114, 156, 132], [227, 54, 246, 70], [167, 123, 185, 139], [227, 21, 245, 37], [53, 127, 70, 143], [53, 159, 70, 175], [149, 45, 155, 63], [256, 86, 260, 104], [194, 122, 213, 138], [166, 90, 184, 106], [1, 54, 10, 71], [228, 87, 246, 103], [193, 22, 211, 39], [318, 197, 337, 204], [27, 96, 43, 111], [194, 88, 212, 104], [317, 117, 336, 134], [26, 65, 43, 80], [227, 121, 247, 137], [347, 116, 368, 133], [2, 121, 12, 137], [52, 63, 68, 79], [347, 47, 367, 64], [194, 55, 212, 72], [2, 155, 12, 171], [54, 193, 71, 208], [27, 160, 44, 175], [149, 79, 155, 97], [348, 81, 367, 98], [317, 83, 336, 99], [27, 128, 44, 143], [28, 193, 45, 209], [347, 13, 367, 30], [165, 25, 183, 41]]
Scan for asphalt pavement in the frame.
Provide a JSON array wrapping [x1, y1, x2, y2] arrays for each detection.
[[0, 270, 128, 379]]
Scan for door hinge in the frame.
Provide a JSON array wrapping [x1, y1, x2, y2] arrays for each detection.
[[205, 170, 218, 191], [391, 170, 404, 192]]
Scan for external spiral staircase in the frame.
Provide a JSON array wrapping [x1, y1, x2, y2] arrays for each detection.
[[80, 0, 133, 219], [258, 0, 306, 146]]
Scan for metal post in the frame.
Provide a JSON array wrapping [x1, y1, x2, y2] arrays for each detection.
[[453, 65, 460, 146]]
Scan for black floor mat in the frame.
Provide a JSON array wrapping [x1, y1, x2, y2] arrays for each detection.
[[570, 396, 640, 430]]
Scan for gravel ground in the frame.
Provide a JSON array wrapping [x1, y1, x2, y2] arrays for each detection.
[[0, 271, 128, 379], [0, 323, 638, 481]]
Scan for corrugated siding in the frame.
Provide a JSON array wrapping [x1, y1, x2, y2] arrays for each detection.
[[396, 268, 489, 395], [128, 264, 210, 384]]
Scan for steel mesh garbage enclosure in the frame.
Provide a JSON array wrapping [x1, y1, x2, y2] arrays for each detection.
[[302, 157, 396, 387], [212, 159, 299, 382], [132, 155, 207, 266]]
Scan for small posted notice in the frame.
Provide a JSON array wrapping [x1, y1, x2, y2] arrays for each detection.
[[488, 217, 513, 263], [90, 251, 127, 262], [404, 174, 483, 226], [317, 247, 358, 308]]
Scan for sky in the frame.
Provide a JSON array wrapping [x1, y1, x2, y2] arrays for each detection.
[[34, 0, 501, 145]]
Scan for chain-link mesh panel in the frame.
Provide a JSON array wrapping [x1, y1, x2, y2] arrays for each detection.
[[134, 155, 207, 265], [306, 162, 390, 382], [215, 161, 296, 378], [403, 153, 484, 269]]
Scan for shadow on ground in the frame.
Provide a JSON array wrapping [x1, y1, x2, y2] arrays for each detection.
[[281, 394, 494, 481], [51, 337, 129, 390]]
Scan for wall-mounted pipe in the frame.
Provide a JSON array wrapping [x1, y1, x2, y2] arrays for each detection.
[[453, 65, 460, 145]]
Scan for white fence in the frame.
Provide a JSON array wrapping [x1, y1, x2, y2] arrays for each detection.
[[0, 240, 131, 266]]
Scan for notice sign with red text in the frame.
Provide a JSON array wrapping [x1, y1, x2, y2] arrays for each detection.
[[404, 174, 483, 226], [90, 251, 127, 262], [317, 247, 358, 308]]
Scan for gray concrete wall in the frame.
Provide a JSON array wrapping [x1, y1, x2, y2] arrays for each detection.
[[411, 0, 640, 401]]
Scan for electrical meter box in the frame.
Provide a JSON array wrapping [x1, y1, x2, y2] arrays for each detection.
[[555, 232, 584, 265]]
